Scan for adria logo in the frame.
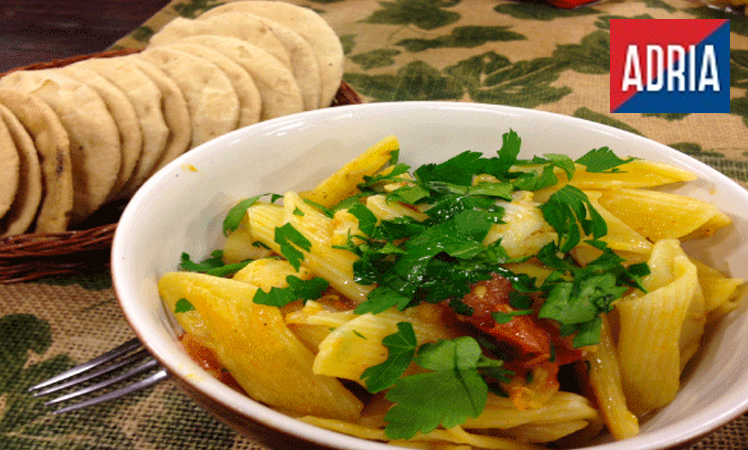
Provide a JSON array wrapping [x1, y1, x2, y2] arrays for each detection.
[[610, 19, 730, 113]]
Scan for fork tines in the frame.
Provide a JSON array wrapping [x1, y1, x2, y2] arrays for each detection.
[[29, 337, 168, 414]]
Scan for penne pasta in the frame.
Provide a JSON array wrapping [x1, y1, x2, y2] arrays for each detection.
[[691, 257, 745, 320], [161, 133, 744, 449], [158, 271, 363, 420], [596, 188, 731, 242], [586, 315, 639, 440], [300, 135, 400, 208], [616, 239, 702, 415]]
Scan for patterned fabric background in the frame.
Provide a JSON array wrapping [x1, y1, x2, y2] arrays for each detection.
[[2, 1, 748, 449]]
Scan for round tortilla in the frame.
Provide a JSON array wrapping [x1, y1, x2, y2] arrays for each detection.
[[123, 56, 192, 185], [197, 11, 321, 111], [74, 57, 170, 199], [0, 103, 42, 236], [138, 47, 241, 148], [177, 35, 303, 121], [0, 109, 19, 220], [0, 70, 122, 222], [163, 43, 262, 128], [0, 88, 73, 233], [59, 65, 143, 200], [199, 1, 344, 108], [148, 14, 292, 71]]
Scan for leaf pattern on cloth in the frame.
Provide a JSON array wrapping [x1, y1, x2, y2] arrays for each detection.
[[493, 1, 601, 20], [396, 25, 526, 52], [363, 0, 462, 30]]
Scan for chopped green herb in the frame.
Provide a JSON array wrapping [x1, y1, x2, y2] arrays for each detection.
[[223, 196, 262, 236], [361, 322, 417, 393], [540, 185, 606, 252], [252, 275, 329, 307], [174, 298, 195, 313], [274, 223, 312, 271], [576, 147, 634, 173], [383, 336, 510, 440], [179, 251, 250, 277], [491, 309, 534, 324]]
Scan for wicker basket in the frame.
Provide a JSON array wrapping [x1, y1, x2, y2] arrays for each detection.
[[0, 49, 362, 283]]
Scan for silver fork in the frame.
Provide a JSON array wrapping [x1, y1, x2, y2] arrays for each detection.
[[29, 337, 169, 414]]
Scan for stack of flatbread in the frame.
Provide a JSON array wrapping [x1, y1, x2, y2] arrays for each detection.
[[0, 1, 345, 237]]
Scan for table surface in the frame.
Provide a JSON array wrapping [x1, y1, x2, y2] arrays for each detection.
[[1, 1, 748, 449]]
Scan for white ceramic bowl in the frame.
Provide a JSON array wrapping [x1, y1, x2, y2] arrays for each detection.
[[112, 101, 748, 450]]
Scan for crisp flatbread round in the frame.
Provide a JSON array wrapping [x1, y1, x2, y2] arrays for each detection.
[[0, 103, 42, 236], [59, 65, 144, 200], [0, 109, 19, 220], [163, 43, 262, 128], [148, 14, 292, 71], [197, 11, 320, 111], [138, 47, 241, 148], [0, 88, 73, 233], [200, 1, 344, 108], [0, 70, 122, 222], [74, 57, 170, 198], [177, 35, 303, 121], [123, 56, 192, 185]]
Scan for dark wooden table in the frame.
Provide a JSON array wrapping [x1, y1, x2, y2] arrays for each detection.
[[0, 0, 171, 73]]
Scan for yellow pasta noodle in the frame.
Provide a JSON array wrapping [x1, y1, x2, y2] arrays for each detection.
[[300, 135, 400, 208], [691, 258, 745, 320], [586, 315, 639, 440], [159, 271, 363, 420], [616, 239, 702, 415], [532, 160, 697, 202], [596, 188, 731, 241]]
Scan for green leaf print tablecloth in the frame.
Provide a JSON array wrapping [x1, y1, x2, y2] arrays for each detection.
[[3, 1, 748, 449]]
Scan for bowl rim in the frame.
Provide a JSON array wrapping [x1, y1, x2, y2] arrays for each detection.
[[112, 100, 748, 450]]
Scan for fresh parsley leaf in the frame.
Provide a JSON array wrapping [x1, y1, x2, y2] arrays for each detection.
[[354, 286, 411, 315], [414, 151, 485, 186], [512, 165, 559, 191], [571, 315, 602, 348], [179, 251, 250, 277], [252, 276, 329, 307], [538, 273, 626, 345], [274, 223, 311, 271], [253, 286, 297, 307], [576, 147, 633, 173], [541, 154, 576, 179], [361, 322, 418, 393], [174, 298, 195, 313], [180, 251, 223, 272], [386, 184, 430, 205], [347, 203, 378, 237], [427, 181, 514, 200], [383, 337, 494, 439], [303, 199, 335, 218], [223, 196, 262, 236], [540, 185, 606, 252], [359, 164, 411, 190], [491, 309, 533, 324], [495, 129, 521, 171], [286, 276, 329, 301]]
